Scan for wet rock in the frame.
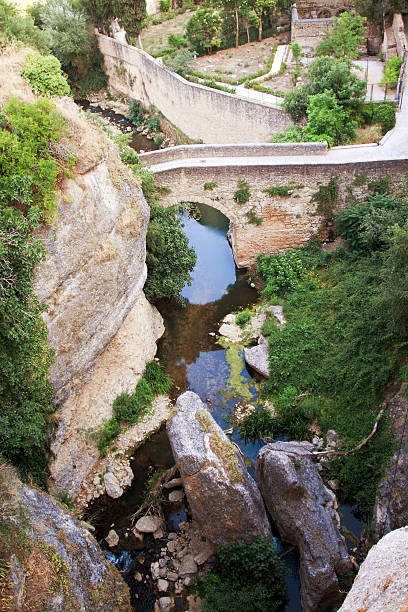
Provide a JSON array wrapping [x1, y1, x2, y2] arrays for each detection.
[[158, 596, 172, 611], [157, 578, 169, 592], [168, 391, 271, 546], [153, 527, 164, 539], [104, 472, 123, 499], [167, 571, 179, 581], [256, 441, 352, 612], [168, 489, 184, 502], [151, 561, 160, 580], [167, 541, 177, 554], [179, 555, 198, 577], [193, 540, 216, 566], [244, 340, 270, 378], [339, 527, 408, 611], [105, 529, 119, 547], [135, 516, 162, 533], [183, 576, 195, 587], [134, 571, 143, 582]]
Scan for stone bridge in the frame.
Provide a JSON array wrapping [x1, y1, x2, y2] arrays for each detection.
[[139, 110, 408, 268]]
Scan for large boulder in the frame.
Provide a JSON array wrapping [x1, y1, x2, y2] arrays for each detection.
[[244, 336, 270, 378], [167, 391, 271, 546], [339, 526, 408, 611], [1, 463, 131, 612], [255, 442, 352, 612]]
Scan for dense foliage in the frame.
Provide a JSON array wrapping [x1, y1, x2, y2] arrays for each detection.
[[381, 56, 402, 88], [21, 53, 70, 96], [197, 538, 287, 612], [316, 10, 366, 60], [39, 0, 106, 96], [186, 8, 223, 54], [0, 99, 66, 484], [281, 55, 366, 145], [0, 0, 48, 50], [241, 184, 408, 512], [82, 0, 146, 39]]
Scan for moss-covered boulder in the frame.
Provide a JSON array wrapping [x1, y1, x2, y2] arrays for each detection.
[[167, 391, 271, 546]]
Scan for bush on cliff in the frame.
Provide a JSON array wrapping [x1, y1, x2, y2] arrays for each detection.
[[0, 98, 67, 485]]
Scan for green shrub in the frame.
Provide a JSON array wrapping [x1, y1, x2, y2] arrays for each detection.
[[381, 56, 402, 88], [147, 117, 160, 132], [197, 538, 287, 612], [159, 0, 170, 11], [97, 418, 121, 457], [311, 176, 339, 218], [204, 181, 217, 190], [168, 32, 187, 48], [236, 310, 251, 326], [164, 49, 195, 77], [127, 98, 147, 126], [263, 186, 293, 197], [21, 54, 70, 97], [258, 250, 311, 299], [112, 361, 172, 427], [233, 180, 250, 204], [372, 103, 396, 135], [144, 361, 172, 394], [0, 97, 71, 485], [0, 97, 66, 219], [246, 208, 263, 225], [154, 134, 164, 146], [0, 0, 49, 51], [283, 84, 309, 122]]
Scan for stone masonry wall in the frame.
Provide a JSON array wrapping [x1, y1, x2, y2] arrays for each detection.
[[153, 159, 408, 268], [97, 34, 292, 144], [138, 142, 328, 164]]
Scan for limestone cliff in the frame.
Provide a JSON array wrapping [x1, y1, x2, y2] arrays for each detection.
[[0, 49, 169, 506]]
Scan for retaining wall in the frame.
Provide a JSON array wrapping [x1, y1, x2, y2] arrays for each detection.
[[97, 34, 292, 144]]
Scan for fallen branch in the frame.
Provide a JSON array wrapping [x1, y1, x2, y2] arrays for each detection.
[[312, 407, 385, 458]]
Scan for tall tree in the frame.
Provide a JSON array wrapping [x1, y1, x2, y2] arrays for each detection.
[[83, 0, 146, 38], [316, 10, 366, 59]]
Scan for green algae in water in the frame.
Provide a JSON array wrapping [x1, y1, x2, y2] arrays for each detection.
[[224, 343, 259, 403]]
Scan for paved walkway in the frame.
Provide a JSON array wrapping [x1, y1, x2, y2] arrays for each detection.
[[148, 79, 408, 174]]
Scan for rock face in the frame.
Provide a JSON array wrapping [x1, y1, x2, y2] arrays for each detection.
[[4, 468, 131, 612], [27, 98, 169, 504], [339, 527, 408, 611], [167, 391, 271, 546], [256, 442, 352, 612], [374, 382, 408, 540], [34, 117, 150, 403]]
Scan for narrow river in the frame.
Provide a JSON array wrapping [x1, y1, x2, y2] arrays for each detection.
[[88, 202, 302, 611]]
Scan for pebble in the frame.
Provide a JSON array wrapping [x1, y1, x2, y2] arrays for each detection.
[[158, 597, 172, 612], [157, 578, 169, 592]]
